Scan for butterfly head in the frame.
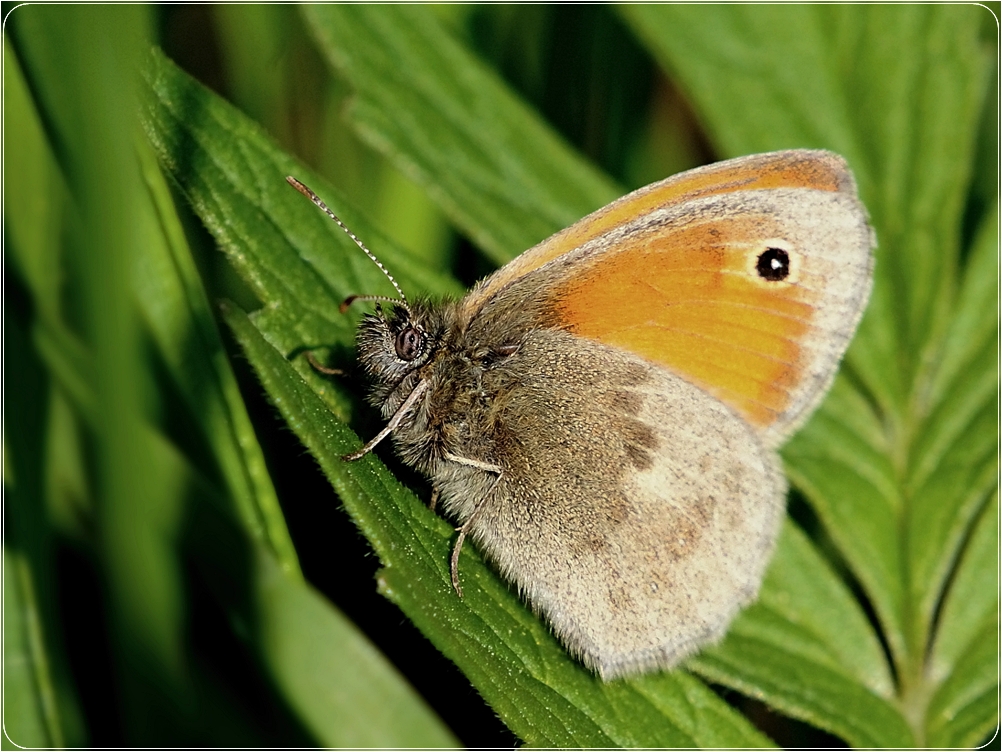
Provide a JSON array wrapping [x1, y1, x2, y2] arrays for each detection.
[[356, 300, 460, 412]]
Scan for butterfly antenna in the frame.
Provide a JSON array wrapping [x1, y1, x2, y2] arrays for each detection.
[[286, 176, 409, 309]]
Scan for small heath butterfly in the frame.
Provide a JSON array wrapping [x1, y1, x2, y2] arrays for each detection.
[[288, 149, 874, 680]]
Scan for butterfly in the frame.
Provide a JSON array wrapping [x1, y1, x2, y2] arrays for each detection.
[[289, 149, 875, 680]]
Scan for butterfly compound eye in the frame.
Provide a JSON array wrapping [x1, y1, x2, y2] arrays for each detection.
[[394, 326, 424, 361], [756, 247, 790, 281]]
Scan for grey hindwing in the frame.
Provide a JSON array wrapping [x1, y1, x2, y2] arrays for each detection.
[[432, 328, 787, 678]]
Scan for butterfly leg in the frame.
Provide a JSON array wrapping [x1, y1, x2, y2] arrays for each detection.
[[443, 452, 502, 598], [304, 350, 344, 376], [429, 486, 440, 512], [343, 379, 430, 461]]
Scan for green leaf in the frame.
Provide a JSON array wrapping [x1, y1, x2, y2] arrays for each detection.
[[211, 5, 456, 271], [300, 4, 620, 264], [927, 616, 999, 749], [18, 280, 455, 747], [12, 10, 203, 740], [3, 20, 95, 750]]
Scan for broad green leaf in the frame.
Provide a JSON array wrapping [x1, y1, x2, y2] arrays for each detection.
[[755, 524, 893, 698], [925, 613, 997, 749], [300, 4, 620, 264], [223, 303, 770, 748], [930, 490, 998, 682], [925, 615, 998, 749], [923, 204, 999, 417], [782, 378, 904, 665]]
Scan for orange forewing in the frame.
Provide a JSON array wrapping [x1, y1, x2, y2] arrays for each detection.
[[553, 217, 817, 429], [466, 151, 848, 316]]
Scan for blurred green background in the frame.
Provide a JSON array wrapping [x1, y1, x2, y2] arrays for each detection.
[[4, 4, 997, 748]]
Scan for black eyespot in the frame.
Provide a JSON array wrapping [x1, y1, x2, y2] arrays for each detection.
[[756, 247, 790, 281], [394, 326, 424, 361]]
